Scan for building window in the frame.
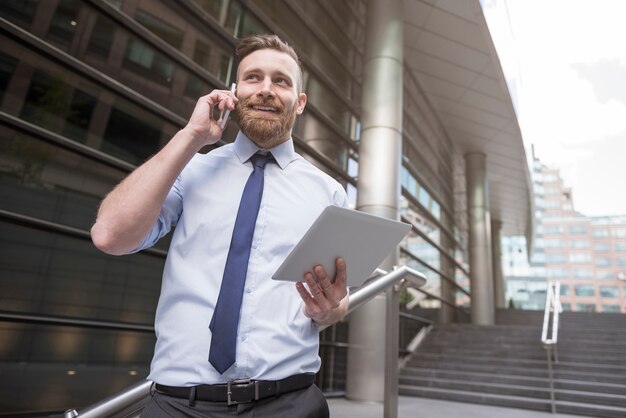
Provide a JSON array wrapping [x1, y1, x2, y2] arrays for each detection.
[[560, 285, 569, 296], [569, 240, 589, 249], [613, 228, 626, 238], [20, 70, 96, 143], [545, 253, 566, 264], [547, 268, 568, 278], [602, 305, 621, 313], [544, 225, 564, 234], [569, 253, 591, 264], [87, 15, 116, 59], [574, 285, 595, 297], [123, 38, 176, 85], [617, 257, 626, 267], [595, 258, 612, 267], [135, 10, 184, 49], [592, 229, 609, 237], [561, 303, 572, 311], [573, 269, 593, 279], [47, 0, 81, 49], [0, 0, 38, 27], [597, 271, 613, 280], [599, 286, 620, 298], [576, 304, 596, 312], [569, 225, 588, 234], [0, 53, 18, 103], [102, 107, 163, 164], [545, 239, 564, 248], [594, 243, 609, 252], [615, 242, 626, 251]]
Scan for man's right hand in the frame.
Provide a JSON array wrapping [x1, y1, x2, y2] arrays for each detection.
[[184, 89, 238, 147], [91, 89, 238, 255]]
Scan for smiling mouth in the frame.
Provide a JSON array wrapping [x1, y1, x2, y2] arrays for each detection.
[[250, 105, 278, 112]]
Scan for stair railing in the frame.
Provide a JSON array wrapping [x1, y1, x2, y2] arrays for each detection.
[[64, 265, 426, 418], [541, 280, 562, 414]]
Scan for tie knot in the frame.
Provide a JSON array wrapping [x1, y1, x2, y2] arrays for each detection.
[[250, 153, 272, 169]]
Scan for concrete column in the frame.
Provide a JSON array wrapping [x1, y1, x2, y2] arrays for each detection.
[[346, 0, 403, 416], [465, 152, 495, 325], [491, 219, 505, 309]]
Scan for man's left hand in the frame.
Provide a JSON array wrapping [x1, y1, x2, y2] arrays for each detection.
[[296, 257, 349, 326]]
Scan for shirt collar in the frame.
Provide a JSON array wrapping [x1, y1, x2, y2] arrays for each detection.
[[233, 131, 297, 170]]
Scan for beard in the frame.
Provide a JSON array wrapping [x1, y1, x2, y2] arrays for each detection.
[[234, 96, 297, 148]]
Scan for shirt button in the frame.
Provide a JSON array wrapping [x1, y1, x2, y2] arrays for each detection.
[[241, 335, 247, 341], [246, 288, 252, 293]]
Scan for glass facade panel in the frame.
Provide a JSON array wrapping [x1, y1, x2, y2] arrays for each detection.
[[0, 221, 163, 322], [135, 9, 184, 49], [0, 322, 153, 412], [0, 0, 38, 26], [0, 127, 121, 230], [47, 0, 81, 50], [87, 15, 116, 59], [0, 53, 18, 102], [1, 38, 179, 165]]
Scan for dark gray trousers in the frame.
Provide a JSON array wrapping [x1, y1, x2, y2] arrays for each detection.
[[140, 384, 329, 418]]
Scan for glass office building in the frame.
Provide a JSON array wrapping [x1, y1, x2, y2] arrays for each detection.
[[0, 0, 531, 414]]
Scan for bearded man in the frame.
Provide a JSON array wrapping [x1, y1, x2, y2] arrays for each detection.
[[90, 34, 349, 417]]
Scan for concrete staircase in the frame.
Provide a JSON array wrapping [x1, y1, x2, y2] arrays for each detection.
[[399, 310, 626, 417]]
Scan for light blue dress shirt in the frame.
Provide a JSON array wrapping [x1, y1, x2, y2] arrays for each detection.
[[135, 132, 348, 386]]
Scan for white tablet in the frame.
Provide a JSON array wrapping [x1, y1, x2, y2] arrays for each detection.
[[272, 205, 411, 287]]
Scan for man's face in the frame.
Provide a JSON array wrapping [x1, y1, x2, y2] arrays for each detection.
[[234, 49, 307, 149]]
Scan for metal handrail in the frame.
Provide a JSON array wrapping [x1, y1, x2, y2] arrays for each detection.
[[64, 265, 426, 418], [541, 280, 562, 414]]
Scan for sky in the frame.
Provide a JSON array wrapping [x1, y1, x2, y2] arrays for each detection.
[[481, 0, 626, 217]]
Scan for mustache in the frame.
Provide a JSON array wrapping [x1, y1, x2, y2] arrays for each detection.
[[239, 97, 285, 113]]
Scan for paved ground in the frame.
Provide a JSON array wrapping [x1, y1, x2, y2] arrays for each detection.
[[327, 396, 590, 418]]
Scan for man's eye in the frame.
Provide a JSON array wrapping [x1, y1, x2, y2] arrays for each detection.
[[275, 78, 289, 85], [246, 74, 260, 81]]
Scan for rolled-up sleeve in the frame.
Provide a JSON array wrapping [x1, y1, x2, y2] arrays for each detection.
[[131, 177, 183, 253]]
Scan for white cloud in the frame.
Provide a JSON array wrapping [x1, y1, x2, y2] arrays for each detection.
[[483, 0, 626, 216]]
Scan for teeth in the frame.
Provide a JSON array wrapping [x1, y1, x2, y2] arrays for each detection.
[[252, 106, 276, 111]]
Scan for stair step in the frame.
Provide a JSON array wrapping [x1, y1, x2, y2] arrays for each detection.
[[399, 385, 552, 412], [400, 367, 626, 395], [400, 376, 626, 407], [401, 386, 626, 417]]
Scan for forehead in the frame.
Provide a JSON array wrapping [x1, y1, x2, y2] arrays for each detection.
[[238, 49, 300, 80]]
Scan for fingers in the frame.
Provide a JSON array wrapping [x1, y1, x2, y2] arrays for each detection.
[[297, 258, 348, 315], [196, 89, 237, 116]]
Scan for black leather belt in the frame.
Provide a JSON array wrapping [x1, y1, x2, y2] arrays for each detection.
[[155, 373, 315, 406]]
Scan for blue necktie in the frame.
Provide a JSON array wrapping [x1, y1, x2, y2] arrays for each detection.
[[209, 153, 270, 374]]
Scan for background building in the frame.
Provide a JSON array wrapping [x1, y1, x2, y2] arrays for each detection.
[[0, 0, 532, 414], [503, 152, 626, 313]]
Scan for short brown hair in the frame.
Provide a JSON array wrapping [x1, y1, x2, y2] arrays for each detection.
[[235, 34, 303, 92]]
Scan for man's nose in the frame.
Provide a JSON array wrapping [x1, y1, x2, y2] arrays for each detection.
[[257, 77, 275, 97]]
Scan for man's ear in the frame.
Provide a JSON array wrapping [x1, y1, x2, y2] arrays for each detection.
[[296, 93, 307, 115]]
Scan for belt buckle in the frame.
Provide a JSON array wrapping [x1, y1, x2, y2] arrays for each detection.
[[227, 379, 257, 406]]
